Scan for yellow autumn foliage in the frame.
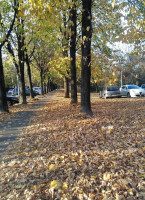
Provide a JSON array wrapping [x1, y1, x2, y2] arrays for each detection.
[[50, 180, 62, 189], [48, 164, 57, 171]]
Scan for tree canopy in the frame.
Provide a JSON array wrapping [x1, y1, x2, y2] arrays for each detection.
[[0, 0, 144, 112]]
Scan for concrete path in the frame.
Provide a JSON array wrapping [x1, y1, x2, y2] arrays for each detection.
[[0, 94, 51, 160]]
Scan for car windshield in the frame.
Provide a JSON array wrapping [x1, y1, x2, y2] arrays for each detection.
[[13, 88, 18, 92], [34, 88, 40, 90], [107, 86, 119, 91], [128, 85, 140, 89]]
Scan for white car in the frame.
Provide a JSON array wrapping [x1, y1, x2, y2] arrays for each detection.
[[33, 87, 41, 95], [120, 85, 145, 98]]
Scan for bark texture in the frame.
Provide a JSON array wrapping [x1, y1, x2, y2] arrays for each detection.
[[0, 50, 8, 112], [26, 53, 34, 98], [80, 0, 93, 115], [17, 17, 26, 104], [64, 76, 70, 98], [70, 0, 77, 104], [62, 13, 70, 98]]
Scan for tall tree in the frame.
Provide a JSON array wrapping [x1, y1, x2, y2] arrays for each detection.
[[62, 13, 70, 98], [25, 48, 34, 98], [80, 0, 93, 115], [70, 0, 77, 104], [0, 0, 18, 112], [16, 2, 27, 104]]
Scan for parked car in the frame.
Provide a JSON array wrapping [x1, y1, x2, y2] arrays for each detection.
[[7, 87, 30, 96], [32, 90, 39, 96], [33, 87, 41, 95], [141, 84, 145, 89], [6, 95, 19, 106], [99, 86, 121, 99], [120, 85, 145, 98], [25, 87, 30, 96], [7, 88, 17, 95], [7, 88, 18, 96], [7, 88, 14, 95]]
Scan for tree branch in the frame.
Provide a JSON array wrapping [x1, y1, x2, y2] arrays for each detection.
[[0, 0, 18, 48]]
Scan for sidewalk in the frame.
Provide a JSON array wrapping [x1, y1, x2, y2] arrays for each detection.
[[0, 94, 52, 160]]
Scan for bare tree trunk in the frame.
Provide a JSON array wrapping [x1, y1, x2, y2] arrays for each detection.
[[80, 0, 93, 115], [0, 49, 8, 112], [70, 0, 77, 104], [47, 80, 50, 92], [40, 68, 44, 95], [26, 53, 34, 98], [64, 76, 70, 98], [44, 83, 46, 94], [62, 13, 70, 98], [17, 17, 26, 104]]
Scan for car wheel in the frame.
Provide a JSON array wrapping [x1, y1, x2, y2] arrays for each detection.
[[127, 93, 131, 98], [7, 100, 12, 106], [104, 94, 107, 99], [99, 92, 102, 98]]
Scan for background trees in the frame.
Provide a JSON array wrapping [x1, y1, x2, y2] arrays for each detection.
[[0, 0, 18, 112], [0, 0, 144, 114]]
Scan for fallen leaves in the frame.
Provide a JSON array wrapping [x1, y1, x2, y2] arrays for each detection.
[[0, 93, 145, 199], [50, 180, 62, 189]]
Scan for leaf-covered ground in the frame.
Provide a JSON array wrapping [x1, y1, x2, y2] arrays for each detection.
[[0, 91, 144, 200]]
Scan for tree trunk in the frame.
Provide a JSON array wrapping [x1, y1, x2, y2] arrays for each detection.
[[47, 80, 50, 92], [0, 0, 18, 112], [7, 40, 27, 103], [0, 49, 8, 112], [64, 76, 70, 98], [70, 0, 77, 104], [18, 66, 26, 104], [62, 13, 70, 98], [44, 83, 46, 94], [80, 0, 93, 115], [26, 53, 34, 98], [40, 68, 44, 95], [17, 18, 26, 104], [7, 42, 19, 74]]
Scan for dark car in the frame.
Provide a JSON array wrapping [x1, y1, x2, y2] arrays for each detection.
[[99, 86, 121, 99], [6, 95, 19, 106], [25, 87, 38, 96]]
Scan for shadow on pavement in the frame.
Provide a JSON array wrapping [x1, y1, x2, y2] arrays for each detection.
[[0, 95, 50, 158]]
